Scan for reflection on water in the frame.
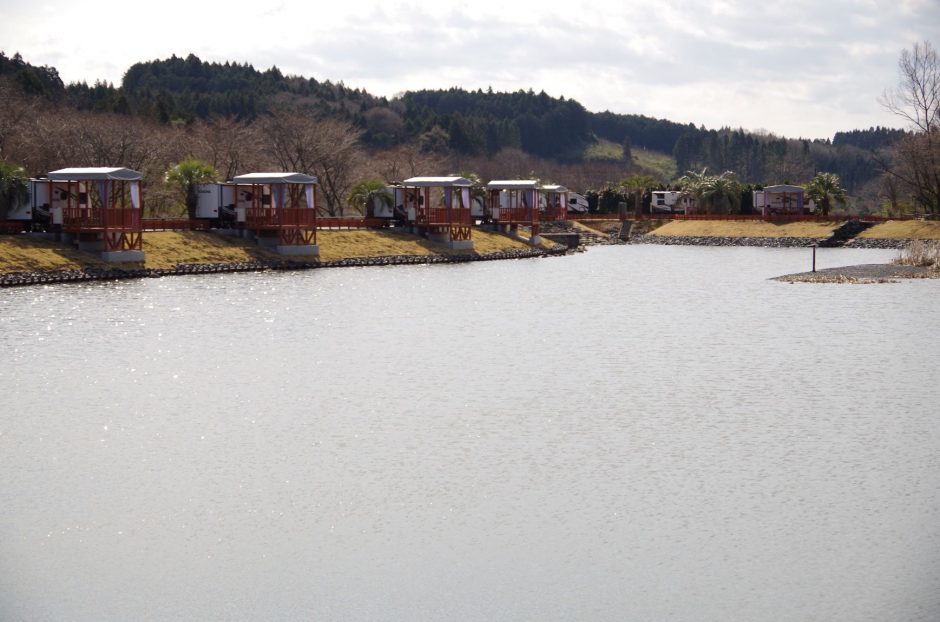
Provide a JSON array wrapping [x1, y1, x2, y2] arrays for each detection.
[[1, 246, 939, 621]]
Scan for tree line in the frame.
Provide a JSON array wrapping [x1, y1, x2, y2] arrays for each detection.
[[2, 47, 936, 217]]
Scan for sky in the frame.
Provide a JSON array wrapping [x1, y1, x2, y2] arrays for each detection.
[[1, 0, 938, 140]]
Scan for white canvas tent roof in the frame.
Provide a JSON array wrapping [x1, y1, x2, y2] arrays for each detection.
[[232, 172, 319, 184], [540, 184, 568, 192], [402, 176, 473, 187], [486, 180, 539, 190], [47, 167, 143, 181], [764, 184, 803, 193]]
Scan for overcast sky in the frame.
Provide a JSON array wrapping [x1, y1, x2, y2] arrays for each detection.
[[1, 0, 938, 139]]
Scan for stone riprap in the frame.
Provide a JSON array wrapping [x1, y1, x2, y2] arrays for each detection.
[[628, 234, 822, 248], [0, 246, 566, 288]]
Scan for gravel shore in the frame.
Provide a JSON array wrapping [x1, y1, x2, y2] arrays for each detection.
[[773, 263, 939, 283]]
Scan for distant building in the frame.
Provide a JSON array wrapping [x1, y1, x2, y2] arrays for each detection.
[[650, 190, 695, 214], [753, 185, 811, 216]]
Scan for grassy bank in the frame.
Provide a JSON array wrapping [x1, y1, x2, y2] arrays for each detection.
[[0, 228, 540, 276], [572, 220, 622, 236], [857, 220, 940, 240], [647, 220, 843, 239]]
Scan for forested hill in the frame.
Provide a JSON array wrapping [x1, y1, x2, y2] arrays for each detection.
[[0, 51, 66, 97], [1, 51, 907, 193], [832, 126, 908, 150]]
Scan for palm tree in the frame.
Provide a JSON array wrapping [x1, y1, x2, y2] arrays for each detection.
[[701, 171, 742, 214], [678, 169, 741, 214], [165, 158, 218, 219], [0, 160, 30, 221], [805, 172, 847, 217], [347, 180, 393, 217], [620, 173, 659, 216], [677, 168, 709, 214]]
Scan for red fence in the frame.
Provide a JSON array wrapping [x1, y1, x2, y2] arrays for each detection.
[[492, 207, 537, 224], [143, 215, 392, 231], [587, 213, 926, 223], [246, 207, 317, 230], [143, 218, 210, 231], [0, 221, 27, 234], [572, 213, 621, 220], [423, 208, 472, 226], [63, 208, 142, 232], [317, 217, 390, 229], [541, 207, 567, 222]]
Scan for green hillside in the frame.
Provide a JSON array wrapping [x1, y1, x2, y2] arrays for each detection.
[[0, 50, 905, 196]]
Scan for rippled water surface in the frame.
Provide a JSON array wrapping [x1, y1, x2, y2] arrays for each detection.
[[1, 245, 939, 621]]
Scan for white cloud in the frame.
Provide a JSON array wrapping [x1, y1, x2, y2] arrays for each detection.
[[0, 0, 937, 137]]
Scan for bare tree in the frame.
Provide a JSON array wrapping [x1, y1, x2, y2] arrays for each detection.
[[263, 112, 362, 216], [881, 41, 940, 133], [879, 41, 940, 216], [76, 113, 168, 170], [0, 77, 38, 164], [192, 117, 264, 180], [374, 143, 443, 182]]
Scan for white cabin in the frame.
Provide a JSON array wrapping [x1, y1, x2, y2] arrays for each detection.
[[567, 192, 589, 214], [650, 190, 694, 214], [5, 179, 49, 222], [194, 183, 239, 222], [753, 185, 812, 215]]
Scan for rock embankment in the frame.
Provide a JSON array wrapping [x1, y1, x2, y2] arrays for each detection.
[[542, 221, 623, 247], [0, 246, 566, 288], [628, 234, 821, 247], [845, 238, 914, 249]]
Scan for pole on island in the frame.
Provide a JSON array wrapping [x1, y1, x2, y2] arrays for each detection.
[[812, 244, 817, 272]]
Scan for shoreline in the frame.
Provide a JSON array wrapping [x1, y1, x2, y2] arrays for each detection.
[[3, 218, 937, 288], [0, 246, 566, 288]]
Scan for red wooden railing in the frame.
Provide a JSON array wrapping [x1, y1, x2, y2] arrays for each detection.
[[63, 208, 142, 231], [423, 207, 472, 226], [572, 213, 621, 220], [0, 221, 27, 233], [492, 207, 537, 224], [580, 213, 925, 223], [541, 207, 567, 222], [246, 207, 317, 229], [317, 217, 390, 229], [143, 218, 211, 231]]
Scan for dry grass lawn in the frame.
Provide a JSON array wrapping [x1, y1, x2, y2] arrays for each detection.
[[649, 220, 843, 238], [316, 229, 439, 261], [142, 231, 285, 269], [0, 235, 110, 273], [319, 228, 533, 259], [572, 220, 621, 235], [858, 220, 940, 240], [463, 228, 537, 254], [512, 226, 565, 250], [1, 227, 538, 275]]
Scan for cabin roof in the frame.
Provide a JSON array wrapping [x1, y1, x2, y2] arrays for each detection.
[[232, 172, 319, 184], [402, 176, 473, 187], [540, 184, 568, 192], [486, 180, 539, 190], [47, 167, 143, 181], [764, 184, 804, 193]]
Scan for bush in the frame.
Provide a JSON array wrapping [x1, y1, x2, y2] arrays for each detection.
[[895, 240, 940, 269]]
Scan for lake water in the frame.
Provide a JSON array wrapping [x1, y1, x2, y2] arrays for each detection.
[[1, 245, 939, 621]]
